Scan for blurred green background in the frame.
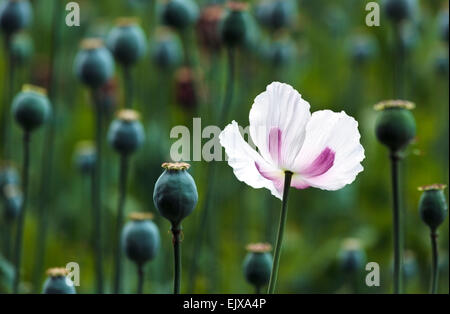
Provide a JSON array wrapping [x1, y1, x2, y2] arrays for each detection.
[[0, 0, 448, 294]]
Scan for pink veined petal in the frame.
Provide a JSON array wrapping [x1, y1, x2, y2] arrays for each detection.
[[255, 161, 285, 194], [219, 121, 282, 199], [249, 82, 311, 170], [292, 110, 365, 191]]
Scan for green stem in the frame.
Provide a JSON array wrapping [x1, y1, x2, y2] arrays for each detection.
[[430, 231, 439, 294], [267, 171, 293, 294], [1, 35, 14, 160], [390, 152, 402, 294], [123, 66, 133, 109], [172, 225, 182, 294], [137, 263, 144, 294], [113, 155, 129, 294], [255, 285, 262, 294], [393, 22, 405, 99], [219, 47, 235, 126], [12, 132, 30, 294], [92, 91, 104, 294]]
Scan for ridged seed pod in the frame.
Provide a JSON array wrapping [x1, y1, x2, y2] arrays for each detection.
[[383, 0, 414, 23], [161, 0, 199, 30], [151, 28, 183, 69], [153, 162, 198, 227], [42, 268, 76, 294], [418, 184, 448, 232], [11, 84, 51, 132], [74, 38, 115, 90], [374, 100, 416, 153], [243, 243, 273, 290], [107, 18, 147, 67], [107, 109, 145, 155], [122, 212, 161, 266], [220, 2, 249, 48]]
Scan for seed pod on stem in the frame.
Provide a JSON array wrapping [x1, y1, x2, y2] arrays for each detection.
[[122, 212, 161, 293], [42, 268, 76, 294], [243, 243, 272, 294], [153, 162, 198, 294]]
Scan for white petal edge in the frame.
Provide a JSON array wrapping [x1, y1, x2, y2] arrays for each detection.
[[219, 121, 282, 199]]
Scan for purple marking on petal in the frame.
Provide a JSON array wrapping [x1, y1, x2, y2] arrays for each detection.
[[255, 162, 276, 181], [268, 127, 282, 164], [301, 147, 335, 177]]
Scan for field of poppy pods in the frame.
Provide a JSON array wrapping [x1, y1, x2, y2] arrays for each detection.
[[0, 0, 448, 296]]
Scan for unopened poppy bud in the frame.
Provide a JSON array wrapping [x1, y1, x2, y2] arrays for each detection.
[[122, 212, 161, 266], [175, 67, 197, 111], [161, 0, 199, 30], [220, 2, 249, 47], [108, 109, 145, 155], [383, 0, 413, 23], [243, 243, 272, 290], [74, 141, 96, 175], [74, 38, 115, 90], [153, 162, 198, 227], [12, 84, 51, 132], [0, 0, 32, 36], [374, 100, 416, 153], [338, 238, 366, 273], [151, 28, 183, 69], [418, 184, 448, 232], [11, 32, 33, 65], [107, 18, 147, 67], [2, 184, 22, 220], [42, 268, 76, 294]]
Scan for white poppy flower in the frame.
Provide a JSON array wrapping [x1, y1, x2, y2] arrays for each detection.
[[219, 82, 365, 199]]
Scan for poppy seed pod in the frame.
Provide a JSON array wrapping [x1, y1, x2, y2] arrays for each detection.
[[11, 32, 33, 65], [122, 212, 161, 266], [220, 2, 249, 47], [107, 109, 145, 155], [2, 184, 22, 220], [153, 162, 198, 227], [266, 40, 295, 67], [74, 141, 96, 175], [383, 0, 413, 23], [151, 28, 183, 69], [439, 10, 449, 43], [0, 162, 19, 193], [11, 84, 51, 132], [42, 268, 76, 294], [0, 0, 32, 36], [418, 184, 448, 232], [338, 238, 366, 273], [74, 38, 115, 90], [349, 35, 376, 65], [107, 18, 147, 67], [161, 0, 199, 30], [267, 0, 294, 30], [374, 100, 416, 153], [243, 243, 273, 289]]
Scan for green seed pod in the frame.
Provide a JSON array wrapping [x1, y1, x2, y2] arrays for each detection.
[[151, 28, 183, 69], [266, 39, 295, 67], [383, 0, 413, 23], [418, 184, 448, 232], [153, 162, 198, 227], [108, 109, 145, 155], [122, 212, 161, 266], [10, 32, 33, 65], [74, 38, 115, 90], [349, 34, 377, 65], [243, 243, 272, 289], [2, 184, 22, 220], [161, 0, 199, 30], [73, 141, 96, 175], [0, 0, 32, 36], [220, 2, 249, 47], [42, 268, 76, 294], [0, 162, 19, 194], [338, 238, 366, 273], [374, 100, 416, 153], [107, 18, 147, 67], [12, 84, 51, 132]]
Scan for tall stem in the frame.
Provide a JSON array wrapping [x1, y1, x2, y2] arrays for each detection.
[[92, 91, 104, 293], [267, 171, 293, 294], [12, 132, 30, 294], [32, 0, 63, 291], [430, 231, 439, 294], [187, 47, 235, 292], [113, 155, 129, 294], [171, 225, 182, 294], [390, 152, 402, 294], [1, 35, 14, 160], [137, 263, 144, 294], [123, 66, 133, 109]]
